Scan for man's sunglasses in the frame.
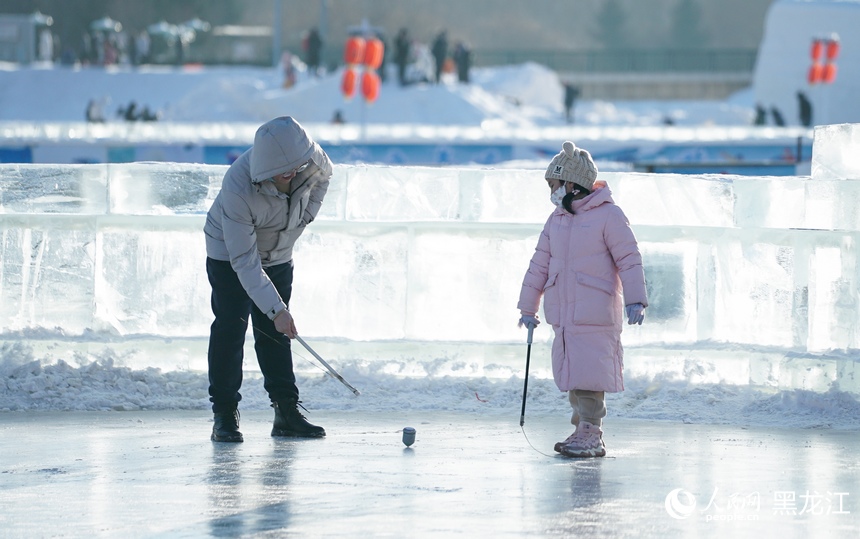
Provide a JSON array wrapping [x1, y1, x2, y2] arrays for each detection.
[[271, 161, 311, 182], [291, 161, 311, 175]]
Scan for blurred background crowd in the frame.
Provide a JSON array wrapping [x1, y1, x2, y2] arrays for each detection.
[[1, 0, 773, 101]]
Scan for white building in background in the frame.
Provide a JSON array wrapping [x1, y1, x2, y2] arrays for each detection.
[[753, 0, 860, 126], [0, 12, 53, 64]]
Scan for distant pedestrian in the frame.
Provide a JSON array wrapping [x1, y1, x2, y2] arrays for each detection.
[[376, 32, 388, 83], [60, 45, 77, 65], [771, 106, 785, 127], [304, 27, 323, 77], [394, 28, 410, 86], [797, 91, 813, 127], [431, 30, 448, 84], [453, 41, 472, 84], [38, 28, 54, 62], [85, 99, 105, 122], [93, 33, 105, 64], [123, 101, 139, 121], [135, 30, 151, 65], [281, 51, 297, 88], [141, 106, 159, 121], [174, 34, 184, 65], [753, 103, 767, 125], [411, 43, 434, 84], [103, 35, 118, 65], [563, 83, 580, 124]]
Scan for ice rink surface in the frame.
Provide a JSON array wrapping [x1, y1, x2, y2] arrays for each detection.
[[1, 410, 857, 538]]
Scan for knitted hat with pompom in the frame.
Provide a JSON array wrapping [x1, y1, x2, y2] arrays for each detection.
[[544, 141, 598, 190]]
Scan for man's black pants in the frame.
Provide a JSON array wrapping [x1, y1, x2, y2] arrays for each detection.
[[206, 257, 298, 413]]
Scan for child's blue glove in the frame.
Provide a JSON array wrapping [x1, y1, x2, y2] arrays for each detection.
[[625, 303, 645, 325]]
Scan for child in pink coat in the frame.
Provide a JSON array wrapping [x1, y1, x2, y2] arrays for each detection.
[[518, 141, 647, 458]]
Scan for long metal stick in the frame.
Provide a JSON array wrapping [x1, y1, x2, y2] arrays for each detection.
[[295, 335, 361, 396], [519, 323, 535, 426], [242, 317, 360, 396]]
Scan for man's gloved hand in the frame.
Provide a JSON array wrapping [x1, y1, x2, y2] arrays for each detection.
[[518, 314, 540, 329], [274, 309, 298, 338], [625, 303, 645, 325]]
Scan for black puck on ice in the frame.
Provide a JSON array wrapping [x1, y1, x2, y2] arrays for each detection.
[[402, 427, 416, 447]]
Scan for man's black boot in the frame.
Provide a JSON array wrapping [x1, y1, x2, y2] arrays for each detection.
[[211, 409, 243, 442], [271, 400, 326, 438]]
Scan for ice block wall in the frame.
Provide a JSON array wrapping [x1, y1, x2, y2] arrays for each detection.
[[812, 123, 860, 181], [1, 125, 859, 393]]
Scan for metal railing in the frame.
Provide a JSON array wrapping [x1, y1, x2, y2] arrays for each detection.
[[462, 48, 757, 73], [317, 47, 757, 74]]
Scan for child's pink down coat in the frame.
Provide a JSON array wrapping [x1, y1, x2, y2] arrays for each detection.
[[517, 182, 647, 393]]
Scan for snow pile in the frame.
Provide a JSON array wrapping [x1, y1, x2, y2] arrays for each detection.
[[0, 62, 754, 127], [3, 342, 859, 429]]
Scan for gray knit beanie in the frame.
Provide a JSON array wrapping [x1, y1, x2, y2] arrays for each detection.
[[544, 141, 598, 190]]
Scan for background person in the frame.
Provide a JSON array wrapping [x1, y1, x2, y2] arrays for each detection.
[[563, 82, 580, 124], [797, 91, 813, 127], [304, 27, 323, 77], [394, 27, 411, 86], [431, 30, 447, 83]]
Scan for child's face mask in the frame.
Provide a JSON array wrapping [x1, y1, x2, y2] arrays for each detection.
[[550, 185, 567, 206]]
